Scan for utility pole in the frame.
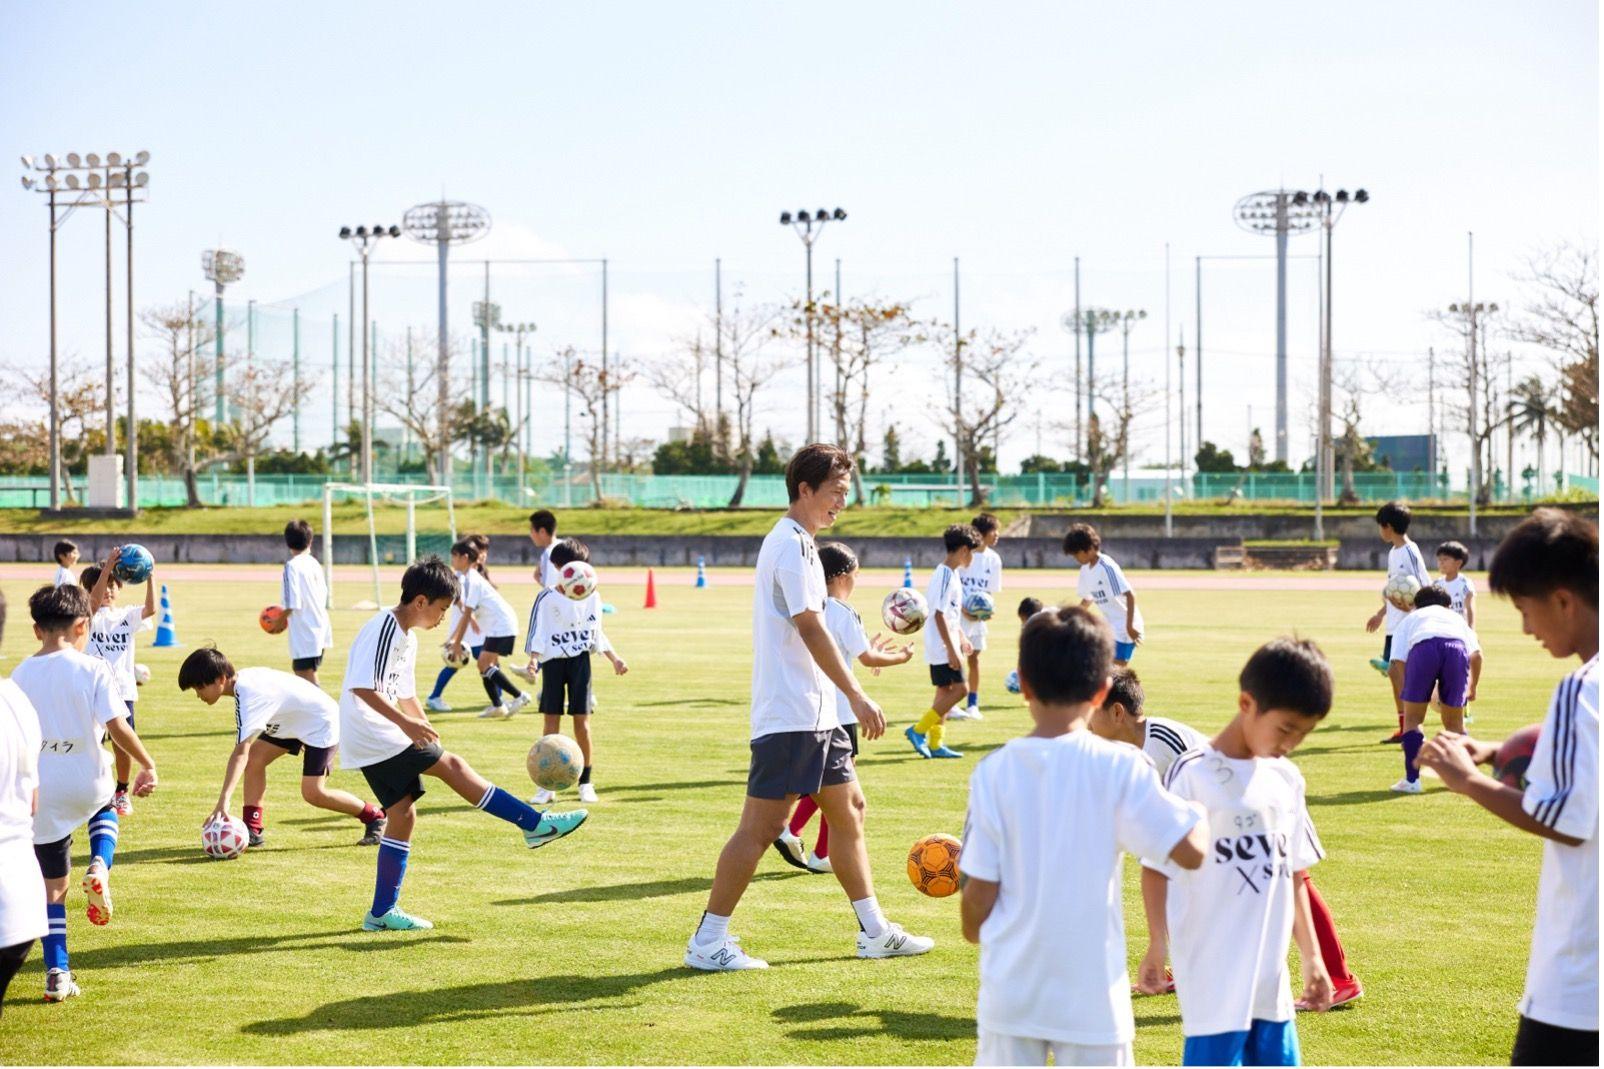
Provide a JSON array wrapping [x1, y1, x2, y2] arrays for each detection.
[[714, 257, 723, 435], [1164, 242, 1173, 538], [1073, 256, 1082, 460], [953, 256, 964, 508]]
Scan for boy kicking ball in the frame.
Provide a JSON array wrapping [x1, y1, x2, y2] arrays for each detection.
[[340, 557, 587, 932], [906, 524, 979, 759], [177, 647, 386, 847]]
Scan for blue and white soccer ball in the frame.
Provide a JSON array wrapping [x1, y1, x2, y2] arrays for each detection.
[[527, 734, 583, 791], [1004, 669, 1021, 694], [113, 544, 154, 584], [963, 591, 995, 621]]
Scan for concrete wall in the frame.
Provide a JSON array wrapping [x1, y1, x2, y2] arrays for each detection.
[[1023, 509, 1596, 543]]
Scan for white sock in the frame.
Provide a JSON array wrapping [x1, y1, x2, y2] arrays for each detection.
[[694, 911, 730, 946], [852, 896, 887, 939]]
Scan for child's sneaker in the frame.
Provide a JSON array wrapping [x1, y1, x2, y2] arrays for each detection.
[[684, 933, 768, 971], [478, 704, 509, 719], [947, 708, 976, 722], [805, 850, 833, 874], [1299, 978, 1364, 1010], [44, 968, 80, 1002], [930, 746, 964, 759], [577, 782, 598, 804], [1389, 777, 1423, 794], [856, 922, 935, 959], [524, 808, 588, 848], [506, 693, 531, 716], [83, 858, 112, 926], [425, 695, 450, 713], [358, 815, 387, 846], [247, 827, 265, 848], [1368, 657, 1390, 675], [363, 906, 434, 931], [112, 790, 133, 816], [772, 828, 808, 870], [530, 787, 555, 805], [512, 662, 539, 682], [904, 726, 932, 758]]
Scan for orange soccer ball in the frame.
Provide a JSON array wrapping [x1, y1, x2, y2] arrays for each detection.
[[907, 833, 963, 898], [259, 605, 286, 633]]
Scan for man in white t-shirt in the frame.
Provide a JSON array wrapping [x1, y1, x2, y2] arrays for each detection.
[[178, 647, 386, 848], [1419, 509, 1598, 1065], [1365, 501, 1431, 742], [517, 509, 560, 679], [686, 444, 931, 971], [83, 549, 156, 816], [960, 606, 1205, 1066], [0, 590, 48, 1017], [1065, 523, 1144, 667], [269, 520, 334, 684], [952, 512, 1003, 722]]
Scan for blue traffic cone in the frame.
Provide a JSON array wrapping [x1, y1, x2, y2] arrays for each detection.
[[152, 584, 180, 648], [902, 557, 914, 588], [695, 556, 708, 588]]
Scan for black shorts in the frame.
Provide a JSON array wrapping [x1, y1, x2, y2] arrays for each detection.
[[844, 722, 859, 756], [258, 734, 336, 777], [34, 834, 72, 879], [359, 741, 445, 811], [539, 655, 593, 717], [929, 664, 964, 687], [481, 635, 516, 656], [746, 728, 855, 801], [1512, 1015, 1599, 1066], [291, 655, 324, 672]]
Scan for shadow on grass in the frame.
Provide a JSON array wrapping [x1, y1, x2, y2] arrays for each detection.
[[493, 869, 803, 906], [62, 929, 469, 971], [635, 697, 746, 708], [108, 840, 364, 865], [772, 1000, 975, 1042], [604, 777, 748, 794], [1307, 788, 1428, 806]]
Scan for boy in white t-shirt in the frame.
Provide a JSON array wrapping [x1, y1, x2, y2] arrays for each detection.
[[1419, 508, 1598, 1065], [959, 606, 1206, 1066], [446, 538, 529, 719], [1065, 523, 1143, 667], [1365, 501, 1430, 742], [426, 547, 486, 712], [0, 589, 48, 1016], [1141, 638, 1335, 1066], [51, 540, 78, 587], [516, 509, 560, 680], [178, 646, 386, 848], [952, 512, 1003, 722], [10, 584, 158, 1002], [82, 548, 156, 816], [905, 524, 979, 759], [1434, 540, 1476, 626], [264, 520, 334, 685]]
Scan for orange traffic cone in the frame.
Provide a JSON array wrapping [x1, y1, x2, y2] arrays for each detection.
[[644, 567, 658, 609]]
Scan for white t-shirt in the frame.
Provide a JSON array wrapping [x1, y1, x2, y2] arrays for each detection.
[[749, 517, 831, 740], [1077, 553, 1144, 644], [1384, 538, 1431, 633], [960, 731, 1200, 1045], [1440, 574, 1475, 619], [961, 546, 1003, 598], [337, 610, 420, 769], [1388, 605, 1481, 661], [460, 568, 519, 639], [447, 568, 485, 647], [525, 588, 612, 662], [0, 679, 47, 949], [1142, 716, 1208, 780], [538, 544, 557, 588], [234, 667, 339, 749], [1518, 655, 1599, 1032], [53, 564, 74, 587], [281, 553, 333, 659], [824, 597, 871, 729], [10, 649, 124, 843], [89, 604, 149, 702], [1147, 746, 1323, 1037], [924, 562, 963, 665]]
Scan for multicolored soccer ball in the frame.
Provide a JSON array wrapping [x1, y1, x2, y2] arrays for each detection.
[[134, 663, 151, 686], [963, 591, 995, 621], [907, 833, 963, 898], [259, 605, 286, 633], [527, 734, 584, 791], [1004, 669, 1021, 694], [440, 642, 471, 668], [556, 561, 598, 601], [1493, 724, 1542, 789], [882, 588, 928, 635], [113, 544, 154, 584], [202, 815, 249, 860], [1384, 574, 1422, 610]]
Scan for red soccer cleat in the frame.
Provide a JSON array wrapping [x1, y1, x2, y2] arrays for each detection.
[[1297, 978, 1363, 1011], [1131, 968, 1175, 996]]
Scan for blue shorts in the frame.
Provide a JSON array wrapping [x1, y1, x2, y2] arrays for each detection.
[[1183, 1019, 1300, 1066], [1114, 640, 1137, 662]]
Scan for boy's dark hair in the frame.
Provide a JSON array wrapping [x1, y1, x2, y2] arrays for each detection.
[[30, 583, 90, 632], [943, 524, 981, 552], [53, 540, 77, 564], [1102, 666, 1145, 716], [549, 537, 591, 570], [1062, 522, 1101, 555], [971, 513, 999, 536], [1374, 501, 1412, 534], [785, 443, 854, 502], [177, 646, 235, 692], [1239, 637, 1333, 719], [284, 519, 313, 552], [1488, 507, 1599, 609], [401, 556, 459, 604], [1017, 606, 1113, 705], [1435, 540, 1469, 564], [1412, 583, 1452, 610], [1017, 596, 1044, 620], [529, 509, 557, 535], [79, 564, 118, 591], [818, 542, 859, 581]]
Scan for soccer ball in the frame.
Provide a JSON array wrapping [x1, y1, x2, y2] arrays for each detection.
[[882, 588, 928, 635], [134, 663, 151, 686], [113, 544, 154, 584], [527, 734, 584, 791], [556, 561, 598, 601], [907, 833, 963, 898], [440, 642, 471, 668], [1384, 574, 1422, 610], [259, 605, 285, 633], [963, 591, 995, 621], [1493, 724, 1542, 789], [1004, 669, 1020, 694], [202, 815, 249, 860]]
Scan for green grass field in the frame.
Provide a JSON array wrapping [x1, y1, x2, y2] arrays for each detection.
[[0, 564, 1561, 1065]]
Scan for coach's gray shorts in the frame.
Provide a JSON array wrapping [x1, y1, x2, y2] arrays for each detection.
[[746, 727, 855, 800]]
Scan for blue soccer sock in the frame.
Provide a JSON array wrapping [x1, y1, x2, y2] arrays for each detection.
[[43, 902, 68, 971], [476, 785, 542, 832], [89, 804, 120, 869], [428, 665, 457, 701], [967, 691, 979, 708], [1402, 729, 1425, 783], [370, 837, 410, 917]]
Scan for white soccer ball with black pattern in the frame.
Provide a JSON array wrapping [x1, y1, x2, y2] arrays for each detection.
[[440, 643, 471, 668], [1383, 573, 1421, 610], [202, 815, 248, 860], [882, 588, 928, 635], [134, 663, 151, 686], [555, 561, 598, 601]]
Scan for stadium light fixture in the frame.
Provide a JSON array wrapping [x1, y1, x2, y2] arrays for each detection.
[[780, 202, 848, 441], [340, 220, 403, 484], [202, 247, 246, 426]]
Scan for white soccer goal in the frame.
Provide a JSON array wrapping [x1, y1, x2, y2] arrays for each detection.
[[322, 482, 458, 611]]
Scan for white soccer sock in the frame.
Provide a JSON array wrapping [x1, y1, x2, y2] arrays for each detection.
[[694, 911, 731, 946], [852, 896, 888, 939]]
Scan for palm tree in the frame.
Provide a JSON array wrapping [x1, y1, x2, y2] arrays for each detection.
[[1509, 375, 1560, 493]]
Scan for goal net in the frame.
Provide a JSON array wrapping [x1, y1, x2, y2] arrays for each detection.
[[322, 483, 458, 611]]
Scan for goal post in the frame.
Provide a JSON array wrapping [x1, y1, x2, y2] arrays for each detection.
[[322, 482, 458, 611]]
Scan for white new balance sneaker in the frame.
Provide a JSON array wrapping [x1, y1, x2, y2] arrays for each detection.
[[425, 696, 450, 713], [684, 934, 769, 971], [479, 704, 509, 719], [805, 850, 833, 874], [772, 828, 808, 870], [857, 922, 935, 959], [530, 787, 555, 805], [1389, 778, 1423, 794], [577, 782, 598, 804]]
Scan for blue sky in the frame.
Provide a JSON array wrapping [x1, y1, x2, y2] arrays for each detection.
[[2, 1, 1596, 473]]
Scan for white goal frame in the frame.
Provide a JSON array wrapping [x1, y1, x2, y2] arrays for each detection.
[[322, 482, 458, 610]]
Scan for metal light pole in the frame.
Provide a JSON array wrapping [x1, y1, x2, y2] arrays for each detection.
[[201, 248, 244, 425], [472, 298, 500, 492], [954, 256, 964, 507], [1075, 308, 1122, 441], [1115, 309, 1147, 501], [779, 207, 847, 442], [339, 224, 401, 485], [1164, 243, 1173, 537], [497, 321, 537, 492]]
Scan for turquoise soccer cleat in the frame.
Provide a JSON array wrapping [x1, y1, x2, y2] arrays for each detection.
[[929, 746, 965, 759], [904, 726, 932, 759], [363, 906, 434, 931], [1368, 657, 1390, 675], [525, 808, 588, 849]]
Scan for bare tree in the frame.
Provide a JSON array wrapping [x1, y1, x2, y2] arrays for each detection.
[[810, 298, 922, 503], [376, 332, 471, 485], [8, 358, 106, 504], [225, 364, 315, 505], [542, 348, 635, 501], [1511, 242, 1599, 468], [1432, 306, 1516, 504], [648, 331, 715, 437], [931, 325, 1037, 506], [140, 301, 216, 506], [1078, 380, 1161, 507], [720, 301, 784, 506]]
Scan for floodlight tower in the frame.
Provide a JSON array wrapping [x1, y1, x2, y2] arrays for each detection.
[[1232, 190, 1322, 465], [202, 248, 245, 424], [338, 224, 402, 484], [402, 200, 490, 485], [779, 206, 847, 442]]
